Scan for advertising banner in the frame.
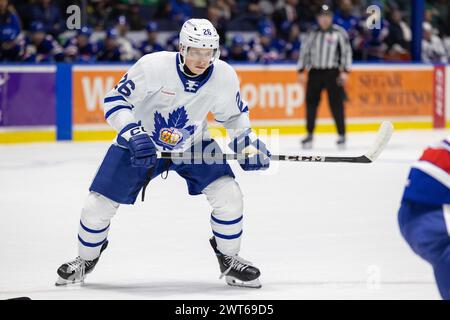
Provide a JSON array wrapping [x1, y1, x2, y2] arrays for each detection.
[[72, 65, 434, 126], [0, 67, 56, 127], [73, 66, 127, 125], [330, 67, 433, 118]]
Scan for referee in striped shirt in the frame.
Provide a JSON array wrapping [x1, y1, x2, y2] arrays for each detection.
[[297, 4, 352, 149]]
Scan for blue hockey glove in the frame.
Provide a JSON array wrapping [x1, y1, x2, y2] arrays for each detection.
[[117, 122, 157, 168], [229, 128, 271, 171]]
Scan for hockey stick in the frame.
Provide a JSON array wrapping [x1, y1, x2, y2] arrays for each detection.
[[157, 121, 394, 164]]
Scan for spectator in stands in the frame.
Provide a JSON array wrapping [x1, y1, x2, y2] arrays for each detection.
[[168, 0, 193, 23], [127, 2, 146, 31], [165, 33, 179, 52], [86, 0, 111, 31], [226, 34, 251, 62], [333, 0, 359, 40], [272, 0, 299, 40], [0, 0, 23, 61], [384, 8, 411, 59], [192, 0, 208, 8], [211, 0, 235, 20], [5, 0, 441, 64], [24, 21, 64, 62], [421, 22, 448, 63], [114, 15, 137, 61], [138, 21, 164, 57], [355, 10, 389, 61], [250, 20, 286, 63], [424, 2, 448, 38], [0, 23, 25, 62], [333, 0, 364, 60], [28, 0, 63, 36], [97, 28, 123, 62], [0, 0, 21, 30], [207, 3, 227, 45], [0, 0, 29, 61], [284, 23, 301, 61], [238, 0, 265, 29], [64, 26, 98, 63]]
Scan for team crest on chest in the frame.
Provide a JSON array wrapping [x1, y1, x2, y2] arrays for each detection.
[[159, 128, 182, 147], [152, 106, 196, 150]]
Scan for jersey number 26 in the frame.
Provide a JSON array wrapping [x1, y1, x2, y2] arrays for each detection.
[[115, 73, 136, 97]]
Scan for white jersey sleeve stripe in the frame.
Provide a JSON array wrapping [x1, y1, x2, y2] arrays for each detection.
[[444, 205, 450, 236]]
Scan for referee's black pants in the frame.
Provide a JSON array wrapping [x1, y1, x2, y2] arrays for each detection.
[[305, 68, 346, 136]]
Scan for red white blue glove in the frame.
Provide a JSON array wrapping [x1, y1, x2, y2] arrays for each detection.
[[229, 129, 271, 171], [117, 122, 157, 168]]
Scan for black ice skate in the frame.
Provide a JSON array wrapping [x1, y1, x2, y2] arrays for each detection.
[[55, 240, 108, 286], [209, 237, 261, 289], [301, 134, 313, 149], [337, 134, 346, 150]]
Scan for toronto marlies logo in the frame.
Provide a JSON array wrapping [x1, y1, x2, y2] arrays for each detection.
[[152, 106, 196, 150]]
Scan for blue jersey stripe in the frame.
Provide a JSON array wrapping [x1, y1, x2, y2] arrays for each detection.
[[104, 96, 127, 103], [213, 230, 243, 240], [105, 105, 132, 119], [78, 235, 107, 247], [118, 122, 139, 135], [80, 221, 110, 234], [211, 215, 243, 225]]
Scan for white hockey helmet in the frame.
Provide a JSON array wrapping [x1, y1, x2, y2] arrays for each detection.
[[179, 18, 220, 62]]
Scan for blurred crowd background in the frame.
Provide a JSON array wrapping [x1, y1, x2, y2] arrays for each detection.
[[0, 0, 449, 63]]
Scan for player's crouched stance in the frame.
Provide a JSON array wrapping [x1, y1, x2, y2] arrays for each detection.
[[398, 137, 450, 299], [56, 19, 270, 289]]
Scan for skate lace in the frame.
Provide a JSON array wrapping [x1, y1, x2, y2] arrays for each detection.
[[66, 256, 87, 279], [219, 255, 252, 279], [66, 257, 84, 270]]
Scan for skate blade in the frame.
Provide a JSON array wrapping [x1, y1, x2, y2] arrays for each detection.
[[55, 276, 85, 287], [225, 276, 262, 289], [337, 143, 346, 150]]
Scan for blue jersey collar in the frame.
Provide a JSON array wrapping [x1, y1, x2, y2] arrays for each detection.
[[176, 53, 214, 93]]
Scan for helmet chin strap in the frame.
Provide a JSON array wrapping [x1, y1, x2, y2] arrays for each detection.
[[178, 46, 216, 78], [178, 53, 198, 78]]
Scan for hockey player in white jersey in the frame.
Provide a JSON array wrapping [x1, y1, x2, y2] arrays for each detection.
[[55, 19, 270, 289]]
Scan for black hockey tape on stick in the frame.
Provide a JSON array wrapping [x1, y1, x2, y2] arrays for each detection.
[[157, 121, 394, 164]]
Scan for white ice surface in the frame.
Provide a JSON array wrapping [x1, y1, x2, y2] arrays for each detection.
[[0, 129, 449, 300]]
